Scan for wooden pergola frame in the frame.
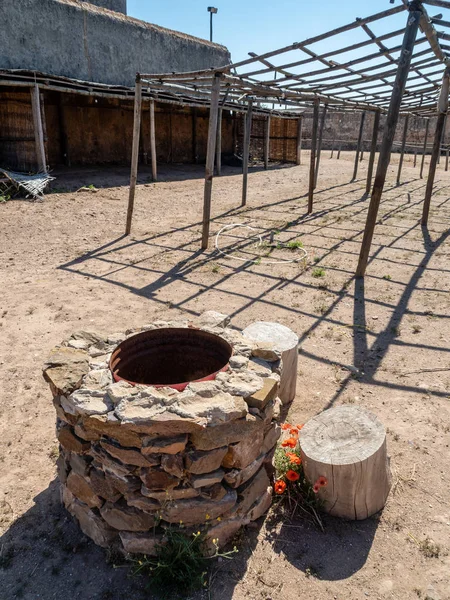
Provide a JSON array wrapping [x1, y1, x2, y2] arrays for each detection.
[[126, 0, 450, 276]]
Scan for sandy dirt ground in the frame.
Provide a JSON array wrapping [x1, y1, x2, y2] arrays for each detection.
[[0, 151, 449, 600]]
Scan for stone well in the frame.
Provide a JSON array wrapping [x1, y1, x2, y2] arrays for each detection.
[[43, 312, 283, 555]]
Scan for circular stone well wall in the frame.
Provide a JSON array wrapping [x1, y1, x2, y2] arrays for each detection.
[[43, 311, 282, 555]]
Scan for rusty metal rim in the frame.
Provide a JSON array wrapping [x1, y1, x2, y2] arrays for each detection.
[[109, 327, 233, 391]]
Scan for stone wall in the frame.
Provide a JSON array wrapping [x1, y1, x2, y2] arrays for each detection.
[[43, 312, 281, 555], [0, 0, 230, 87]]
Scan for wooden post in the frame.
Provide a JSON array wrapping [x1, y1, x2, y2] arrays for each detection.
[[242, 322, 299, 405], [414, 149, 417, 167], [356, 6, 421, 277], [300, 406, 391, 520], [308, 98, 320, 213], [422, 67, 450, 226], [366, 110, 380, 194], [337, 144, 341, 159], [125, 75, 143, 236], [420, 119, 430, 179], [30, 84, 47, 173], [352, 111, 366, 181], [192, 107, 198, 164], [396, 113, 409, 186], [201, 74, 221, 249], [57, 93, 70, 167], [330, 134, 336, 158], [264, 114, 271, 170], [438, 113, 447, 164], [215, 107, 222, 176], [296, 115, 303, 165], [446, 148, 449, 171], [314, 104, 327, 188], [242, 98, 253, 207], [149, 98, 157, 182]]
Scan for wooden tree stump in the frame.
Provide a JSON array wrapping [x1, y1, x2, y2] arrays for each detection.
[[300, 406, 391, 520], [242, 321, 298, 405]]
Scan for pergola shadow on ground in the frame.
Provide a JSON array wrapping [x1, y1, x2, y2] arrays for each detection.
[[59, 156, 450, 409]]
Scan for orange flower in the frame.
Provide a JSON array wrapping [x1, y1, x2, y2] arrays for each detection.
[[281, 437, 297, 448], [289, 428, 299, 437], [281, 423, 292, 430], [274, 480, 286, 494], [287, 453, 302, 466], [317, 476, 328, 487], [296, 424, 304, 430], [286, 470, 300, 482], [313, 483, 320, 494]]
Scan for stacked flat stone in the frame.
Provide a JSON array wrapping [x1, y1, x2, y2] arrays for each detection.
[[43, 312, 282, 556]]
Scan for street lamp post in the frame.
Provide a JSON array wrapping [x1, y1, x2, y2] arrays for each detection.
[[207, 7, 218, 42]]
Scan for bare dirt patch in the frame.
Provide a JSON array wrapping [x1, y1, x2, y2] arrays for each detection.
[[0, 152, 449, 599]]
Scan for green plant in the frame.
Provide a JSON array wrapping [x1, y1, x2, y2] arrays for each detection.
[[130, 529, 237, 596], [286, 239, 304, 250], [273, 425, 324, 530], [0, 194, 11, 203], [312, 267, 325, 278], [383, 274, 392, 281]]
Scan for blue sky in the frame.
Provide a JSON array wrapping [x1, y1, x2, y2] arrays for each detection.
[[127, 1, 409, 65]]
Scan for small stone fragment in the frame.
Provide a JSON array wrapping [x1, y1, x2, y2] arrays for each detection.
[[190, 469, 224, 489], [251, 342, 281, 362], [100, 501, 156, 531], [185, 446, 228, 475], [70, 331, 107, 345], [261, 424, 281, 454], [119, 531, 164, 555], [248, 486, 273, 521], [83, 369, 113, 390], [125, 492, 160, 513], [114, 389, 176, 424], [161, 454, 184, 478], [246, 377, 278, 410], [62, 388, 113, 416], [107, 333, 125, 345], [141, 486, 199, 501], [216, 371, 264, 398], [103, 470, 141, 496], [160, 490, 237, 526], [229, 355, 249, 370], [66, 472, 103, 508], [81, 414, 143, 448], [106, 381, 138, 405], [140, 468, 180, 490], [224, 454, 265, 489], [57, 425, 90, 454], [89, 468, 123, 502], [197, 310, 230, 329], [189, 416, 264, 451], [89, 445, 135, 478], [100, 440, 159, 468], [69, 497, 117, 548], [43, 346, 89, 395], [248, 358, 273, 377], [233, 468, 270, 517], [222, 428, 264, 469], [173, 392, 247, 424], [185, 381, 222, 398], [69, 453, 92, 477], [56, 454, 70, 484], [141, 434, 187, 455], [198, 483, 227, 501]]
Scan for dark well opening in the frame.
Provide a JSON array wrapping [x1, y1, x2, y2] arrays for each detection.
[[110, 328, 233, 388]]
